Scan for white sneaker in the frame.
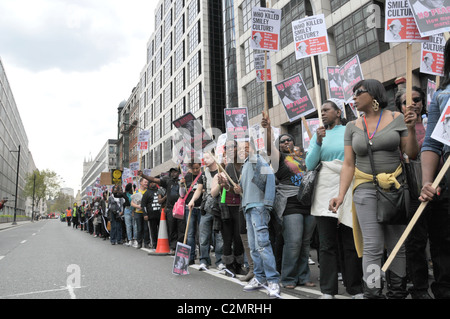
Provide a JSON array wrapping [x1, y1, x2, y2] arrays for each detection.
[[243, 278, 264, 292], [217, 263, 226, 271], [319, 294, 335, 299], [199, 263, 208, 271], [352, 293, 364, 299], [132, 240, 138, 248], [308, 257, 315, 265], [267, 282, 281, 299]]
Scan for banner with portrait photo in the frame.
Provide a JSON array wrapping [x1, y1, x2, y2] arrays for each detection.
[[421, 33, 445, 76], [251, 7, 282, 52], [275, 73, 315, 122], [173, 112, 216, 159], [292, 14, 330, 59], [327, 66, 345, 100], [339, 55, 364, 102], [254, 52, 272, 82], [408, 0, 450, 37], [431, 99, 450, 146], [249, 123, 280, 152], [385, 0, 430, 42], [173, 243, 191, 275], [225, 107, 249, 140]]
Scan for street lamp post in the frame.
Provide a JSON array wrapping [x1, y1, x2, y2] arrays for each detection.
[[10, 145, 21, 225]]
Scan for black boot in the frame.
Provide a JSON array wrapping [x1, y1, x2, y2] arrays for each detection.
[[386, 270, 408, 299], [363, 279, 386, 299]]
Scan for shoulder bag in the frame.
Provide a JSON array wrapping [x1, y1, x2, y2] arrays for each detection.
[[173, 173, 202, 219], [297, 162, 322, 206], [362, 121, 409, 225]]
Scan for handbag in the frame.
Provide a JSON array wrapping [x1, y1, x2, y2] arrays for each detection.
[[297, 162, 322, 206], [173, 173, 202, 219], [362, 121, 409, 225]]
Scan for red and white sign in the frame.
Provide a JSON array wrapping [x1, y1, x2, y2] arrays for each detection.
[[254, 52, 272, 82], [251, 7, 282, 52], [292, 14, 329, 59], [385, 0, 430, 42], [421, 33, 445, 76]]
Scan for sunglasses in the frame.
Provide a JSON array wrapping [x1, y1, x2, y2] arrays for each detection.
[[353, 89, 369, 97], [280, 138, 293, 143], [402, 97, 422, 105]]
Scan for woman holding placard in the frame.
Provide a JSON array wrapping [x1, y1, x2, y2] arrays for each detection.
[[305, 99, 364, 299], [329, 79, 418, 299]]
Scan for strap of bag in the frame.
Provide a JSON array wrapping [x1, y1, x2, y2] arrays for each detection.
[[183, 173, 202, 200], [362, 120, 378, 186]]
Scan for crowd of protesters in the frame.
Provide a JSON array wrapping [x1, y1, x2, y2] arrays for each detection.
[[61, 40, 450, 300]]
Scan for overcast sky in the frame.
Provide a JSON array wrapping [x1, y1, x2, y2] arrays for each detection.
[[0, 0, 158, 194]]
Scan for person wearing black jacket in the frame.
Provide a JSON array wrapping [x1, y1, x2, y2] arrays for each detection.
[[141, 181, 161, 249], [138, 168, 182, 255]]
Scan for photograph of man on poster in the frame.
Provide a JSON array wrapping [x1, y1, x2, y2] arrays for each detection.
[[387, 19, 403, 41]]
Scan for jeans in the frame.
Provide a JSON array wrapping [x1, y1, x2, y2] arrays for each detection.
[[245, 206, 280, 284], [110, 215, 123, 243], [199, 212, 223, 266], [281, 213, 316, 286], [134, 213, 150, 245], [186, 207, 201, 263], [124, 207, 135, 241]]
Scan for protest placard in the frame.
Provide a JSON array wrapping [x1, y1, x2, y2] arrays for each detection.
[[431, 99, 450, 144], [385, 0, 430, 42], [249, 123, 280, 152], [172, 242, 191, 275], [225, 107, 249, 140], [254, 52, 272, 82], [301, 118, 321, 151], [327, 66, 345, 101], [292, 14, 330, 59], [251, 7, 282, 51], [339, 55, 364, 102], [275, 73, 315, 122], [421, 33, 445, 76], [408, 0, 450, 37], [173, 112, 216, 159], [138, 130, 150, 151]]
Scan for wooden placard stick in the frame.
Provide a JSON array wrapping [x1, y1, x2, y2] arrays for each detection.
[[311, 55, 323, 126], [382, 156, 450, 272], [301, 117, 313, 140], [406, 43, 413, 107]]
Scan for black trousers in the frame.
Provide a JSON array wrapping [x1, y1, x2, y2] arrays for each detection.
[[221, 205, 245, 263], [316, 216, 363, 295]]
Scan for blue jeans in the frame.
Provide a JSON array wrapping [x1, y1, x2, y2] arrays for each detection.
[[124, 207, 136, 241], [199, 212, 223, 266], [245, 206, 280, 284], [281, 213, 316, 286], [186, 207, 201, 263], [110, 215, 123, 243]]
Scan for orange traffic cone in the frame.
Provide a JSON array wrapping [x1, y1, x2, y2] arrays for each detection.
[[148, 208, 170, 256]]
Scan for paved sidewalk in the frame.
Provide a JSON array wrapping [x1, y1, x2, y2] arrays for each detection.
[[0, 220, 34, 231]]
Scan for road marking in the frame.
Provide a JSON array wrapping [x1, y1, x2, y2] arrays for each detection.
[[20, 240, 27, 244], [0, 286, 85, 299], [0, 256, 4, 261]]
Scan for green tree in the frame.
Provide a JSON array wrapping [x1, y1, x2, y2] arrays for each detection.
[[50, 191, 73, 213], [23, 169, 60, 214]]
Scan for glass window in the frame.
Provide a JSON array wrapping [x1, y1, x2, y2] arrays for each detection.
[[175, 68, 185, 97], [188, 83, 202, 113], [188, 51, 201, 85], [241, 0, 260, 32], [174, 14, 185, 44], [187, 0, 199, 27], [188, 20, 200, 55]]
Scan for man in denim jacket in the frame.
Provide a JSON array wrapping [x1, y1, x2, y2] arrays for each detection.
[[420, 37, 450, 299], [233, 139, 280, 298]]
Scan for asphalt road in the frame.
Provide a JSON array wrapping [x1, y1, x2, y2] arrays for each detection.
[[0, 219, 304, 301]]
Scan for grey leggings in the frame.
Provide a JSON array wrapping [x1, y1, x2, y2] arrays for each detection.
[[353, 187, 407, 287]]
